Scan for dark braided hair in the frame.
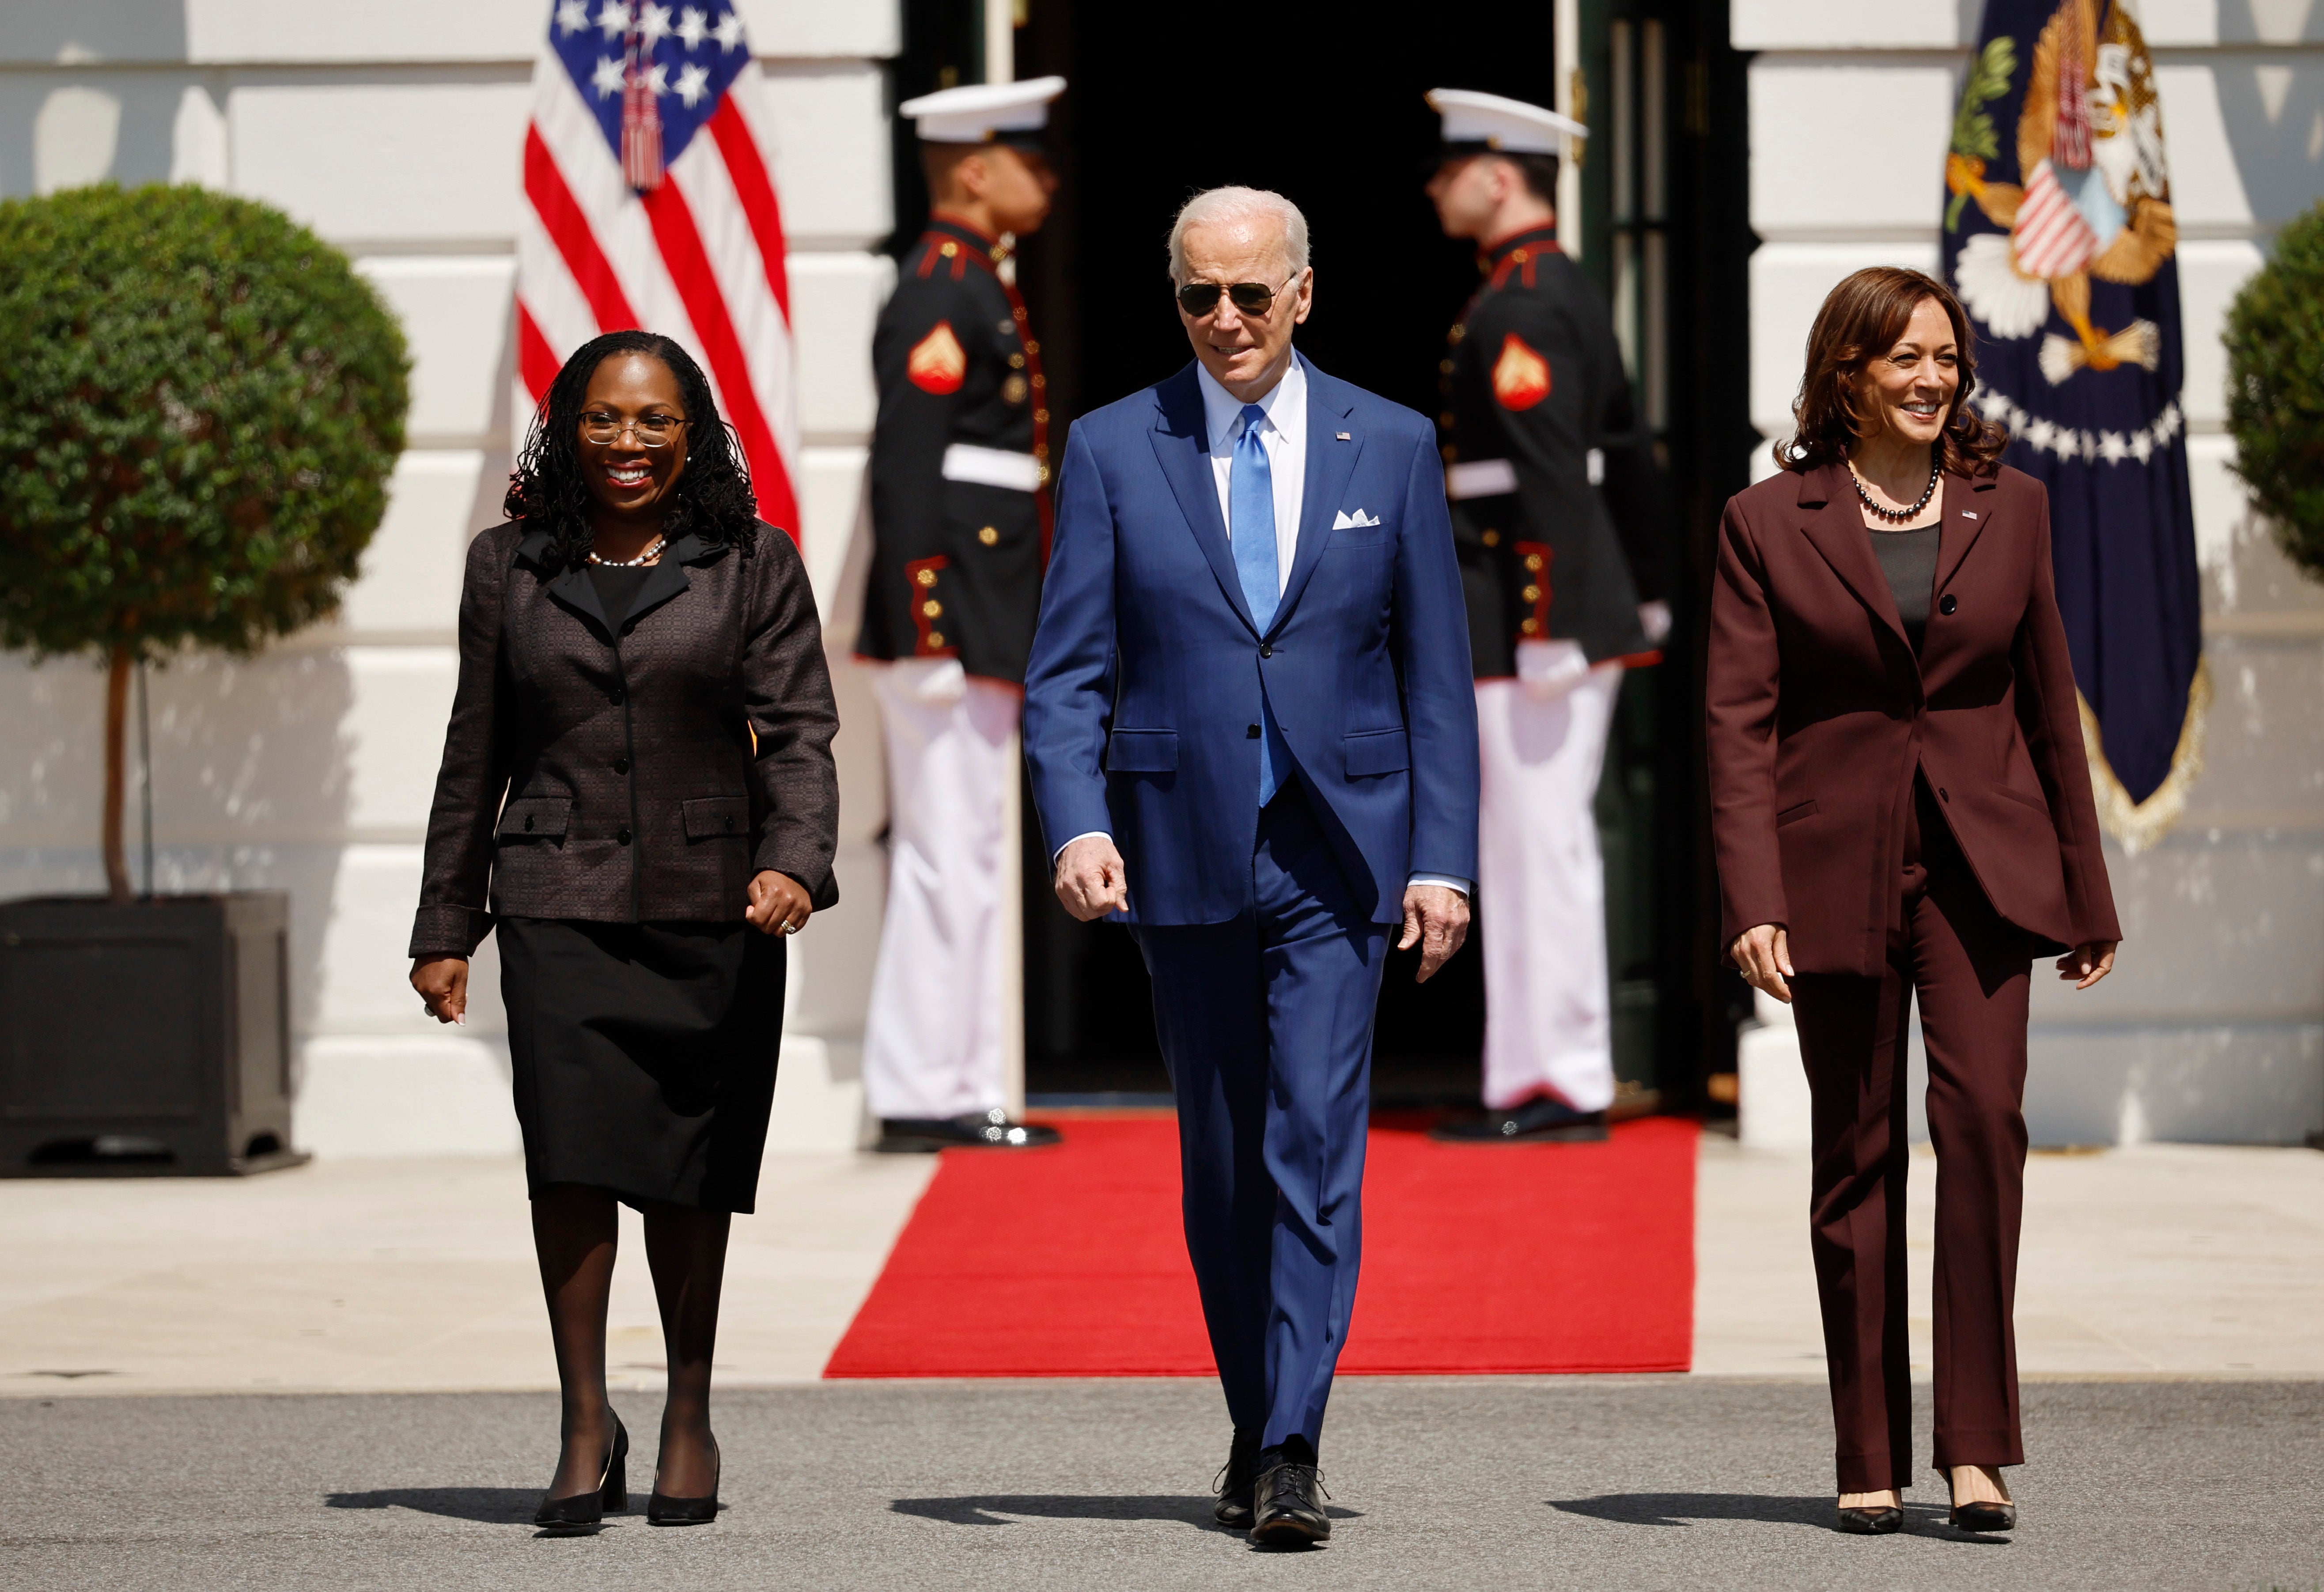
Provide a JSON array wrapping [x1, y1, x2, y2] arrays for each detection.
[[503, 330, 760, 568]]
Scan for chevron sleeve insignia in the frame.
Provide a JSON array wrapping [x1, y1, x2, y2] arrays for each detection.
[[1491, 332, 1552, 410], [907, 321, 967, 394]]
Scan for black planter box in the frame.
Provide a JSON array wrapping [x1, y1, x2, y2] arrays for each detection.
[[0, 894, 307, 1176]]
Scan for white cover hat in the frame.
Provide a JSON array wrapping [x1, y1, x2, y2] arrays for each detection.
[[900, 76, 1067, 145], [1426, 87, 1588, 158]]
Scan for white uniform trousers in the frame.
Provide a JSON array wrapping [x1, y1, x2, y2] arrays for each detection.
[[861, 659, 1018, 1122], [1475, 660, 1625, 1114]]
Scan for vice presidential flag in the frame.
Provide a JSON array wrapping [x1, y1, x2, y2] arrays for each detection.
[[1943, 0, 2204, 849], [518, 0, 800, 538]]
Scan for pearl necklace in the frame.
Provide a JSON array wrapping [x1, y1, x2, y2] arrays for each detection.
[[587, 534, 665, 568], [1850, 454, 1941, 525]]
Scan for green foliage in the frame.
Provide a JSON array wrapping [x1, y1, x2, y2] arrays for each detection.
[[1945, 35, 2017, 233], [2225, 200, 2324, 583], [0, 183, 409, 662]]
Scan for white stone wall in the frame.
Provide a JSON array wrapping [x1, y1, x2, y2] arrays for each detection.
[[1734, 0, 2324, 1145], [0, 0, 898, 1155]]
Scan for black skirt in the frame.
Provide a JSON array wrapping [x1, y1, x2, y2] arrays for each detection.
[[497, 917, 785, 1213]]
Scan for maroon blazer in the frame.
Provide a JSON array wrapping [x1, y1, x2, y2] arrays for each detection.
[[1706, 461, 2120, 977]]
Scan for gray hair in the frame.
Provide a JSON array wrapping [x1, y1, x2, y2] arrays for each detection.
[[1166, 186, 1310, 285]]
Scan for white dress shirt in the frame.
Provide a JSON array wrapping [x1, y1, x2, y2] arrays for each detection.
[[1056, 349, 1467, 898], [1197, 349, 1306, 591]]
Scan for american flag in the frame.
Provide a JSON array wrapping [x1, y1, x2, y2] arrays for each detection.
[[518, 0, 799, 538]]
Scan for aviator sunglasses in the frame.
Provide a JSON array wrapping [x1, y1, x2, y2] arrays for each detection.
[[1175, 274, 1300, 318]]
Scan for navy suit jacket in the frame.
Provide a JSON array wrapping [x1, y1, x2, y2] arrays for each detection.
[[1024, 360, 1480, 927]]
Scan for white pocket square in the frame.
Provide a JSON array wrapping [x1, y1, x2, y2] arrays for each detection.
[[1332, 509, 1382, 530]]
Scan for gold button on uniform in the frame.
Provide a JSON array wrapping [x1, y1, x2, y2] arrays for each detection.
[[1523, 553, 1544, 571], [1002, 374, 1028, 404], [1521, 584, 1541, 603], [1521, 618, 1541, 635], [978, 526, 999, 546], [915, 568, 937, 588], [922, 600, 942, 618], [939, 241, 958, 257], [1481, 529, 1501, 547], [927, 631, 945, 647], [1008, 352, 1026, 369]]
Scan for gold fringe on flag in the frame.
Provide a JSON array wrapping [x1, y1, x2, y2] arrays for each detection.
[[2076, 655, 2211, 854]]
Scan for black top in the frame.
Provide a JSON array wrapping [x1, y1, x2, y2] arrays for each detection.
[[1437, 224, 1672, 677], [587, 561, 653, 633], [1866, 524, 1942, 652]]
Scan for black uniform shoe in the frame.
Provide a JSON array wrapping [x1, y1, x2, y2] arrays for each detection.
[[1248, 1458, 1330, 1547], [873, 1110, 1064, 1152], [1212, 1430, 1261, 1529], [1429, 1095, 1609, 1143]]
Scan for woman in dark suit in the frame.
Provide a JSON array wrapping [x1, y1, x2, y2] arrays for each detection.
[[408, 330, 838, 1531], [1707, 268, 2119, 1535]]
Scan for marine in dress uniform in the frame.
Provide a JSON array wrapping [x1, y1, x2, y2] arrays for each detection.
[[1421, 89, 1673, 1144], [857, 77, 1067, 1152]]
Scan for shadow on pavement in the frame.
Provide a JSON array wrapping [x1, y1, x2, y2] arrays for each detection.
[[1550, 1492, 1842, 1528], [891, 1494, 1361, 1530], [326, 1488, 543, 1524]]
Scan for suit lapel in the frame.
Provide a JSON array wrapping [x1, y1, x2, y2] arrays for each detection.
[[1147, 365, 1259, 637], [1794, 462, 1908, 647], [626, 533, 701, 628], [1268, 367, 1361, 637], [1933, 471, 1994, 596]]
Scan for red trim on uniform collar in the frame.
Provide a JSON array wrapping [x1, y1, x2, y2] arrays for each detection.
[[1480, 224, 1561, 267], [927, 211, 1001, 253]]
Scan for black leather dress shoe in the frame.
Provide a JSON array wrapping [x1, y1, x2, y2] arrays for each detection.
[[874, 1111, 1064, 1152], [1213, 1431, 1261, 1529], [1835, 1504, 1903, 1534], [1429, 1096, 1609, 1143], [1249, 1461, 1330, 1546]]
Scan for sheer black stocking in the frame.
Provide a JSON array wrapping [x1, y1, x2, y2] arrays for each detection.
[[532, 1184, 621, 1498], [642, 1201, 730, 1498]]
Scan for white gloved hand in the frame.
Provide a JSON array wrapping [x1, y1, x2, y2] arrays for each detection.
[[1638, 600, 1673, 646], [1514, 638, 1592, 701]]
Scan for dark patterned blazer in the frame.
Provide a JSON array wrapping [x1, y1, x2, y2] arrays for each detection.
[[408, 519, 840, 960]]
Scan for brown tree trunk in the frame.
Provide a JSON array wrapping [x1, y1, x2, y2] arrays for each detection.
[[103, 645, 132, 902]]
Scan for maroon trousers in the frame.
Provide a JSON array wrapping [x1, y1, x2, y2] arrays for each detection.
[[1790, 780, 2032, 1494]]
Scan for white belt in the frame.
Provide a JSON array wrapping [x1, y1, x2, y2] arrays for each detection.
[[1446, 458, 1518, 500], [942, 443, 1044, 493], [1445, 451, 1604, 499]]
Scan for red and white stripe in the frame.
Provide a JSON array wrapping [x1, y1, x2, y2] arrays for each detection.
[[516, 49, 800, 541], [2011, 158, 2098, 282]]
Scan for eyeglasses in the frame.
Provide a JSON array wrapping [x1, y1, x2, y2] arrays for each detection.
[[1175, 274, 1299, 318], [579, 410, 686, 447]]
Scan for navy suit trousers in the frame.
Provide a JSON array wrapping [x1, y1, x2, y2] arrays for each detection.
[[1133, 783, 1389, 1451]]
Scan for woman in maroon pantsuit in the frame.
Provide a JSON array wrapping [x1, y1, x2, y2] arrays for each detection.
[[1707, 268, 2120, 1535]]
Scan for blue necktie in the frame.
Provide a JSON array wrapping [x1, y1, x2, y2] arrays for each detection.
[[1230, 403, 1289, 806]]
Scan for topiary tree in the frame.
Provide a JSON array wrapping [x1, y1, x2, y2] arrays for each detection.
[[2225, 198, 2324, 584], [0, 183, 409, 900]]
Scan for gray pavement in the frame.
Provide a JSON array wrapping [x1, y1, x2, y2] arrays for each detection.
[[7, 1376, 2318, 1590]]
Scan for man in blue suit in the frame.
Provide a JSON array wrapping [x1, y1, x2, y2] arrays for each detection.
[[1024, 186, 1480, 1546]]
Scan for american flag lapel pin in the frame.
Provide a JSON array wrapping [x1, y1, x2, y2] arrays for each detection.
[[1336, 432, 1351, 441]]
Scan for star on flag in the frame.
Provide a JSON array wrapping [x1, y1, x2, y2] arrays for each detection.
[[674, 62, 713, 106], [595, 1, 631, 39], [712, 9, 745, 51], [591, 54, 626, 97], [677, 6, 709, 49], [555, 0, 590, 36], [637, 1, 674, 46]]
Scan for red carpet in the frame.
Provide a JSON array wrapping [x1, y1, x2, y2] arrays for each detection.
[[823, 1113, 1696, 1378]]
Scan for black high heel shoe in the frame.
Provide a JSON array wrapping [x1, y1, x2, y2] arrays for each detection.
[[1835, 1503, 1903, 1534], [647, 1439, 721, 1526], [1946, 1469, 2017, 1532], [533, 1417, 628, 1533]]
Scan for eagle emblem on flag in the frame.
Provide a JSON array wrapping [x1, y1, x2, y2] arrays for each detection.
[[1942, 0, 2206, 851]]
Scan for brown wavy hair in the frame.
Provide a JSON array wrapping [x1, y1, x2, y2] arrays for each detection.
[[1778, 266, 2008, 477]]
